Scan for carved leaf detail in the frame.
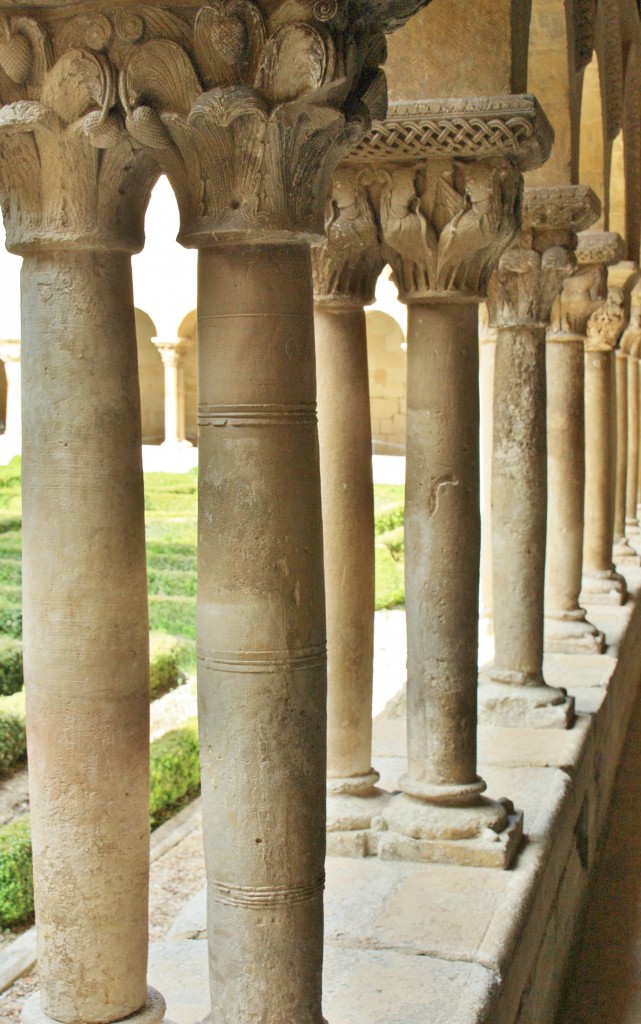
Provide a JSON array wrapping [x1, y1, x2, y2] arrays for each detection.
[[41, 50, 116, 125], [0, 20, 32, 86], [127, 105, 172, 150], [122, 40, 201, 117], [256, 23, 331, 105], [194, 2, 266, 88]]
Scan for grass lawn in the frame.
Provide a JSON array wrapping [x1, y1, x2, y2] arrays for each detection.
[[0, 459, 405, 652]]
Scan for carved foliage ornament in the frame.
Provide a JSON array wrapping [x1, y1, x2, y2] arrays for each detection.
[[377, 157, 522, 301], [0, 2, 436, 247]]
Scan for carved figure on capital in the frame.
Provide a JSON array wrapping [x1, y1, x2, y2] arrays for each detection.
[[488, 238, 576, 329], [311, 166, 383, 305], [549, 263, 607, 338], [585, 287, 627, 352], [378, 157, 522, 301]]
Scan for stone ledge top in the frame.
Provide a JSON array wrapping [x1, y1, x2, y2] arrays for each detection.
[[523, 185, 601, 235], [343, 94, 554, 172]]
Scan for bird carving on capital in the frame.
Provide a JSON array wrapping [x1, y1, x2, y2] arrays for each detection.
[[585, 286, 627, 352]]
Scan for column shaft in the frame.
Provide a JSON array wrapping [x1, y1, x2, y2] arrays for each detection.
[[196, 244, 325, 1024], [612, 351, 638, 562], [315, 305, 375, 784], [479, 323, 495, 621], [404, 302, 480, 790], [582, 349, 626, 599], [21, 253, 150, 1024], [544, 336, 604, 652], [626, 355, 640, 530], [492, 325, 547, 679], [164, 358, 181, 444]]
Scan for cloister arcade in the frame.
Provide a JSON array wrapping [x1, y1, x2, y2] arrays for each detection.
[[0, 2, 641, 1024]]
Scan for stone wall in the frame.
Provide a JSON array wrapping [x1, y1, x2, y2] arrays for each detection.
[[366, 310, 407, 455]]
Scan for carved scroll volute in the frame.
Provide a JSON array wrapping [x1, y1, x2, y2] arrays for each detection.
[[585, 287, 627, 353], [116, 0, 408, 245], [378, 156, 522, 303], [311, 166, 384, 306]]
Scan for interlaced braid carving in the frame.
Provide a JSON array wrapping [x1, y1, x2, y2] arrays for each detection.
[[345, 115, 536, 164]]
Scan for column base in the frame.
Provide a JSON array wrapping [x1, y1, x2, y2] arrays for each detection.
[[580, 568, 627, 605], [326, 771, 391, 857], [376, 792, 523, 868], [625, 517, 641, 537], [478, 670, 575, 728], [613, 537, 641, 566], [160, 439, 193, 450], [22, 988, 167, 1024], [544, 609, 606, 654]]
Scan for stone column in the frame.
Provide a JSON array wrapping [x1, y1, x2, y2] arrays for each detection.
[[311, 169, 388, 857], [479, 189, 579, 728], [0, 22, 165, 1024], [543, 211, 607, 654], [610, 262, 641, 566], [622, 283, 641, 538], [0, 340, 22, 460], [581, 241, 629, 604], [119, 2, 429, 1017], [479, 305, 496, 624], [335, 92, 554, 866], [152, 337, 193, 448]]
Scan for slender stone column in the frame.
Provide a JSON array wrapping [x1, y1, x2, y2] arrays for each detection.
[[0, 22, 164, 1024], [152, 337, 193, 448], [311, 169, 388, 856], [543, 214, 608, 654], [479, 304, 496, 624], [581, 248, 628, 604], [610, 262, 641, 566], [119, 1, 431, 1016], [480, 190, 579, 728], [622, 283, 641, 537], [0, 340, 21, 461], [344, 107, 556, 865]]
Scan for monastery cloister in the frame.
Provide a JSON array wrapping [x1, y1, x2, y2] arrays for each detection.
[[1, 1, 641, 1024]]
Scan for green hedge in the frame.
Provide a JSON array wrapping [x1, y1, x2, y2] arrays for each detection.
[[0, 691, 26, 776], [0, 718, 201, 927], [149, 632, 186, 700], [0, 817, 32, 927], [0, 637, 23, 697], [375, 505, 404, 535], [149, 719, 200, 829]]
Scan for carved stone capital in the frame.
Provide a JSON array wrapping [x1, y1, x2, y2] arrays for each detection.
[[0, 1, 435, 250], [376, 156, 522, 303], [311, 167, 383, 307], [522, 184, 601, 245], [487, 238, 576, 330], [576, 231, 626, 268], [621, 282, 641, 357], [548, 263, 607, 339], [151, 336, 192, 368], [0, 15, 160, 252], [585, 287, 627, 352]]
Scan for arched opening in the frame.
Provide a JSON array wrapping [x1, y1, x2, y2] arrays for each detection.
[[365, 309, 406, 455], [178, 309, 198, 444], [579, 53, 607, 229]]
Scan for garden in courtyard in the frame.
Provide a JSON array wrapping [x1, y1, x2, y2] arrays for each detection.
[[0, 458, 405, 935]]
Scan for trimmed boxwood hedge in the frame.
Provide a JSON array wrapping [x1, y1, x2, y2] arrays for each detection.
[[149, 632, 186, 700], [0, 637, 23, 697], [0, 816, 32, 927], [0, 691, 26, 777], [0, 718, 201, 928]]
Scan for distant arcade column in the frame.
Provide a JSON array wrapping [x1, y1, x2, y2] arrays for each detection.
[[0, 340, 22, 461], [152, 336, 193, 448]]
